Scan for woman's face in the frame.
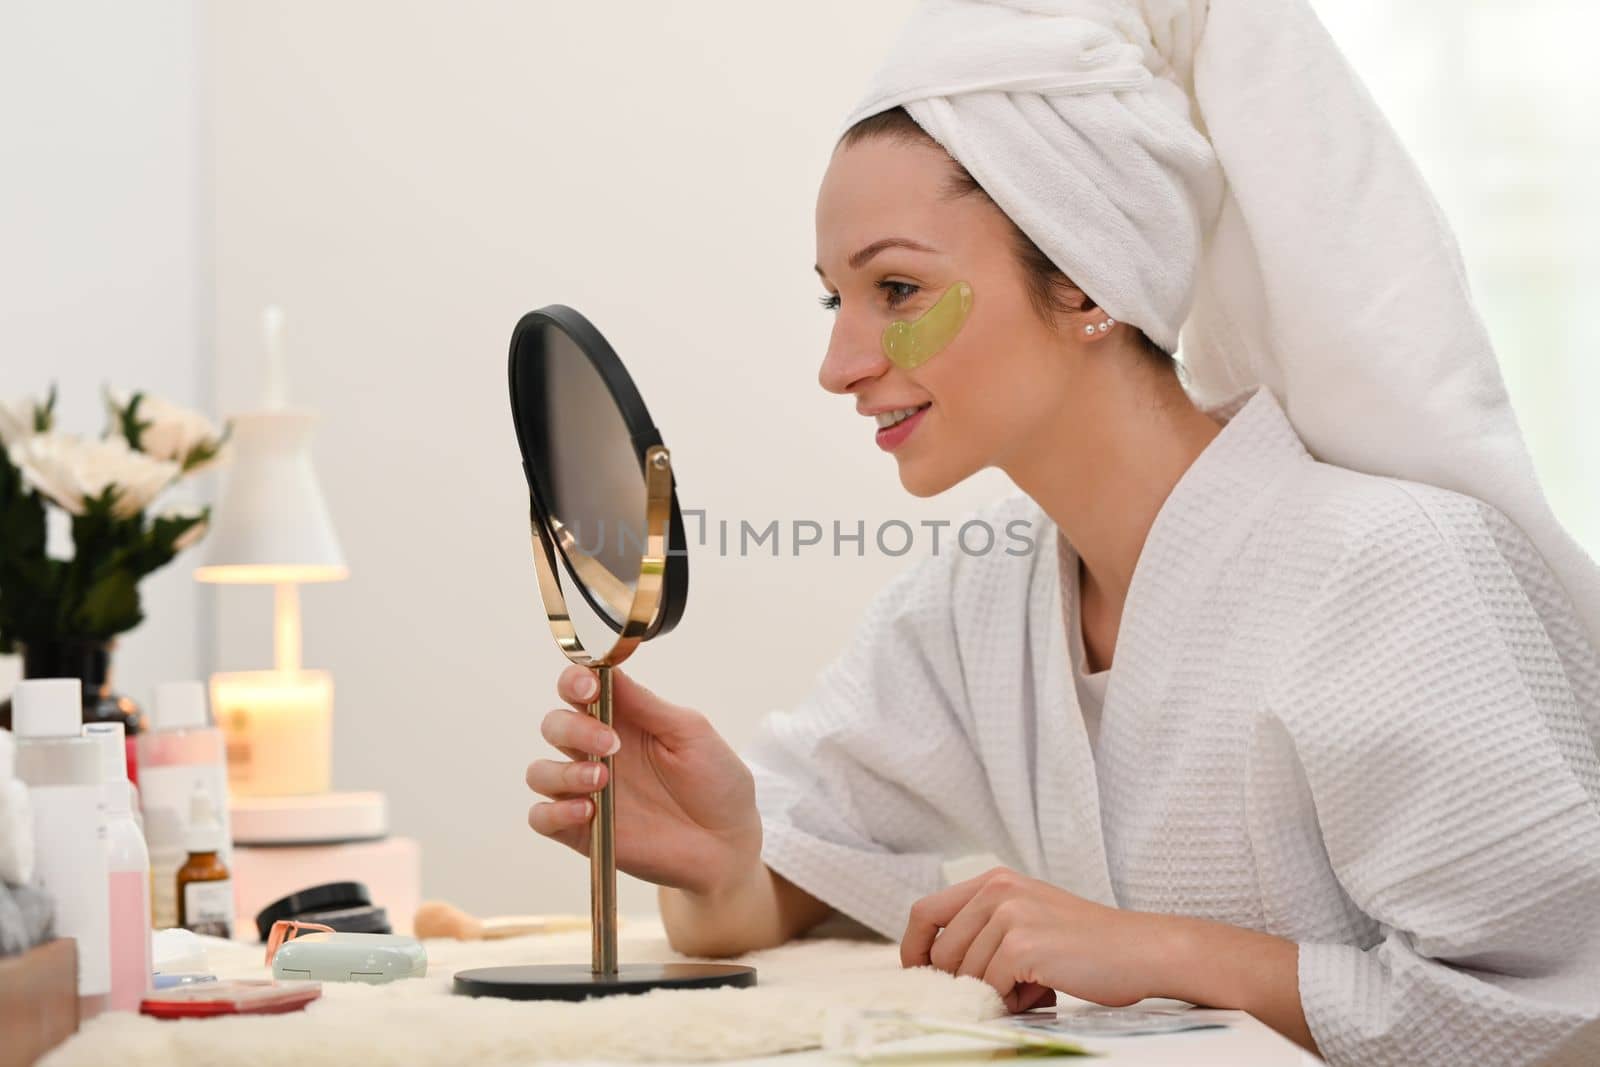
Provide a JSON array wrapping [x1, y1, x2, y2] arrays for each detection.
[[814, 135, 1074, 496]]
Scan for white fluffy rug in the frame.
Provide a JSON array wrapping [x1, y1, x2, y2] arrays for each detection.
[[41, 921, 1004, 1065]]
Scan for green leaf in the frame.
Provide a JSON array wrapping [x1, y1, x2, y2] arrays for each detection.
[[147, 508, 207, 552], [76, 568, 142, 639], [0, 451, 50, 647], [35, 383, 57, 433], [61, 502, 139, 635], [0, 554, 67, 646], [0, 453, 46, 558], [112, 390, 151, 450], [178, 418, 231, 474], [181, 439, 220, 473], [126, 510, 200, 577]]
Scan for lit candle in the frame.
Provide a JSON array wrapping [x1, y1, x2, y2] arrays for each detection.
[[210, 670, 333, 796]]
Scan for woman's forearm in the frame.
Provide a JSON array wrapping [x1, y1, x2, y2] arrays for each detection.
[[1154, 914, 1321, 1057], [658, 861, 833, 958]]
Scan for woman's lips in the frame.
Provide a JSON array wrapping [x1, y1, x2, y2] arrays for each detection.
[[875, 403, 931, 452]]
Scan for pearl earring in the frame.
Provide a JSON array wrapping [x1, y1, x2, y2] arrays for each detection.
[[1085, 317, 1116, 336]]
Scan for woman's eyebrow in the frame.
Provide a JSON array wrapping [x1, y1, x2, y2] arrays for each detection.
[[814, 237, 941, 277]]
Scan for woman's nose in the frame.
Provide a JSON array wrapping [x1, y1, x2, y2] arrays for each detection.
[[817, 317, 890, 396]]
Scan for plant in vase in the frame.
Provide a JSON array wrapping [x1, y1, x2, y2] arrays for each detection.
[[0, 386, 230, 781]]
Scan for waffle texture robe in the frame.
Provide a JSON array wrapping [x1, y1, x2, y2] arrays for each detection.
[[744, 386, 1600, 1066]]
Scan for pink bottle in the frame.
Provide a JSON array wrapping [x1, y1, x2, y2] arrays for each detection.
[[84, 722, 153, 1011]]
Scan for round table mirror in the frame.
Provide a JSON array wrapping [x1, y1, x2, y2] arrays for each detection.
[[452, 305, 755, 1001]]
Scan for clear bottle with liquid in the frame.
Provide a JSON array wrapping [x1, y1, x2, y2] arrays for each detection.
[[83, 722, 153, 1011], [144, 805, 185, 930]]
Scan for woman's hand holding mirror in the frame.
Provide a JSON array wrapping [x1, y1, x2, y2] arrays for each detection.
[[526, 664, 763, 897]]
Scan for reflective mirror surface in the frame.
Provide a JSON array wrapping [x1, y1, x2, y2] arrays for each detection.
[[509, 307, 687, 640]]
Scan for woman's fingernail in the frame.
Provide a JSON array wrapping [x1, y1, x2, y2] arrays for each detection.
[[578, 675, 597, 700], [604, 730, 621, 756], [582, 764, 602, 788]]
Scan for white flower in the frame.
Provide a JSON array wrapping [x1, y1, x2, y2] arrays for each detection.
[[9, 433, 180, 518], [106, 389, 230, 473], [0, 396, 38, 449]]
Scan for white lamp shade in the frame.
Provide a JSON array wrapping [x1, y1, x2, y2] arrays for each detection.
[[196, 411, 347, 584]]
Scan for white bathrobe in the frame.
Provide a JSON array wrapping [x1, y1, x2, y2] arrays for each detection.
[[743, 386, 1600, 1066]]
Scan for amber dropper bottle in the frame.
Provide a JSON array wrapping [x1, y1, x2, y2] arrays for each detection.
[[176, 785, 234, 937]]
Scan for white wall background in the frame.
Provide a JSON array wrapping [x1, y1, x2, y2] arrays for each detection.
[[8, 1, 1597, 924], [0, 0, 209, 703]]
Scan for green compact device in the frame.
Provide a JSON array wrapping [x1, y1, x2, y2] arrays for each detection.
[[270, 932, 427, 984]]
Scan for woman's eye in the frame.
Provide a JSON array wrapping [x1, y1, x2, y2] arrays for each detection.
[[877, 280, 920, 308], [818, 283, 918, 312]]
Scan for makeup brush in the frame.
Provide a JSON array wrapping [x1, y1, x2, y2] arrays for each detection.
[[412, 900, 594, 940]]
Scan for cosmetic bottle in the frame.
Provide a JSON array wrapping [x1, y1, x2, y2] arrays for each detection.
[[13, 678, 112, 1017], [137, 681, 232, 876], [0, 729, 35, 886], [84, 722, 153, 1011], [144, 805, 185, 929], [177, 785, 234, 938]]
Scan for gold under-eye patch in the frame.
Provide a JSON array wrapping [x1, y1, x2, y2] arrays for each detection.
[[881, 281, 974, 370]]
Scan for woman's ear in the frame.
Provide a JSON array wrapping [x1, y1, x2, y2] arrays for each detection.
[[1046, 279, 1094, 336]]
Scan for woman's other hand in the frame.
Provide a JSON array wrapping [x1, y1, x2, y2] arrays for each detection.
[[901, 867, 1160, 1014], [902, 866, 1312, 1051]]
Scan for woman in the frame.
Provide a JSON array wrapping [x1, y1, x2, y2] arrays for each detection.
[[526, 2, 1600, 1063]]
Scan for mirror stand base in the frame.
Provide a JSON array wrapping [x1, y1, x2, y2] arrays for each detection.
[[452, 962, 757, 1001]]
